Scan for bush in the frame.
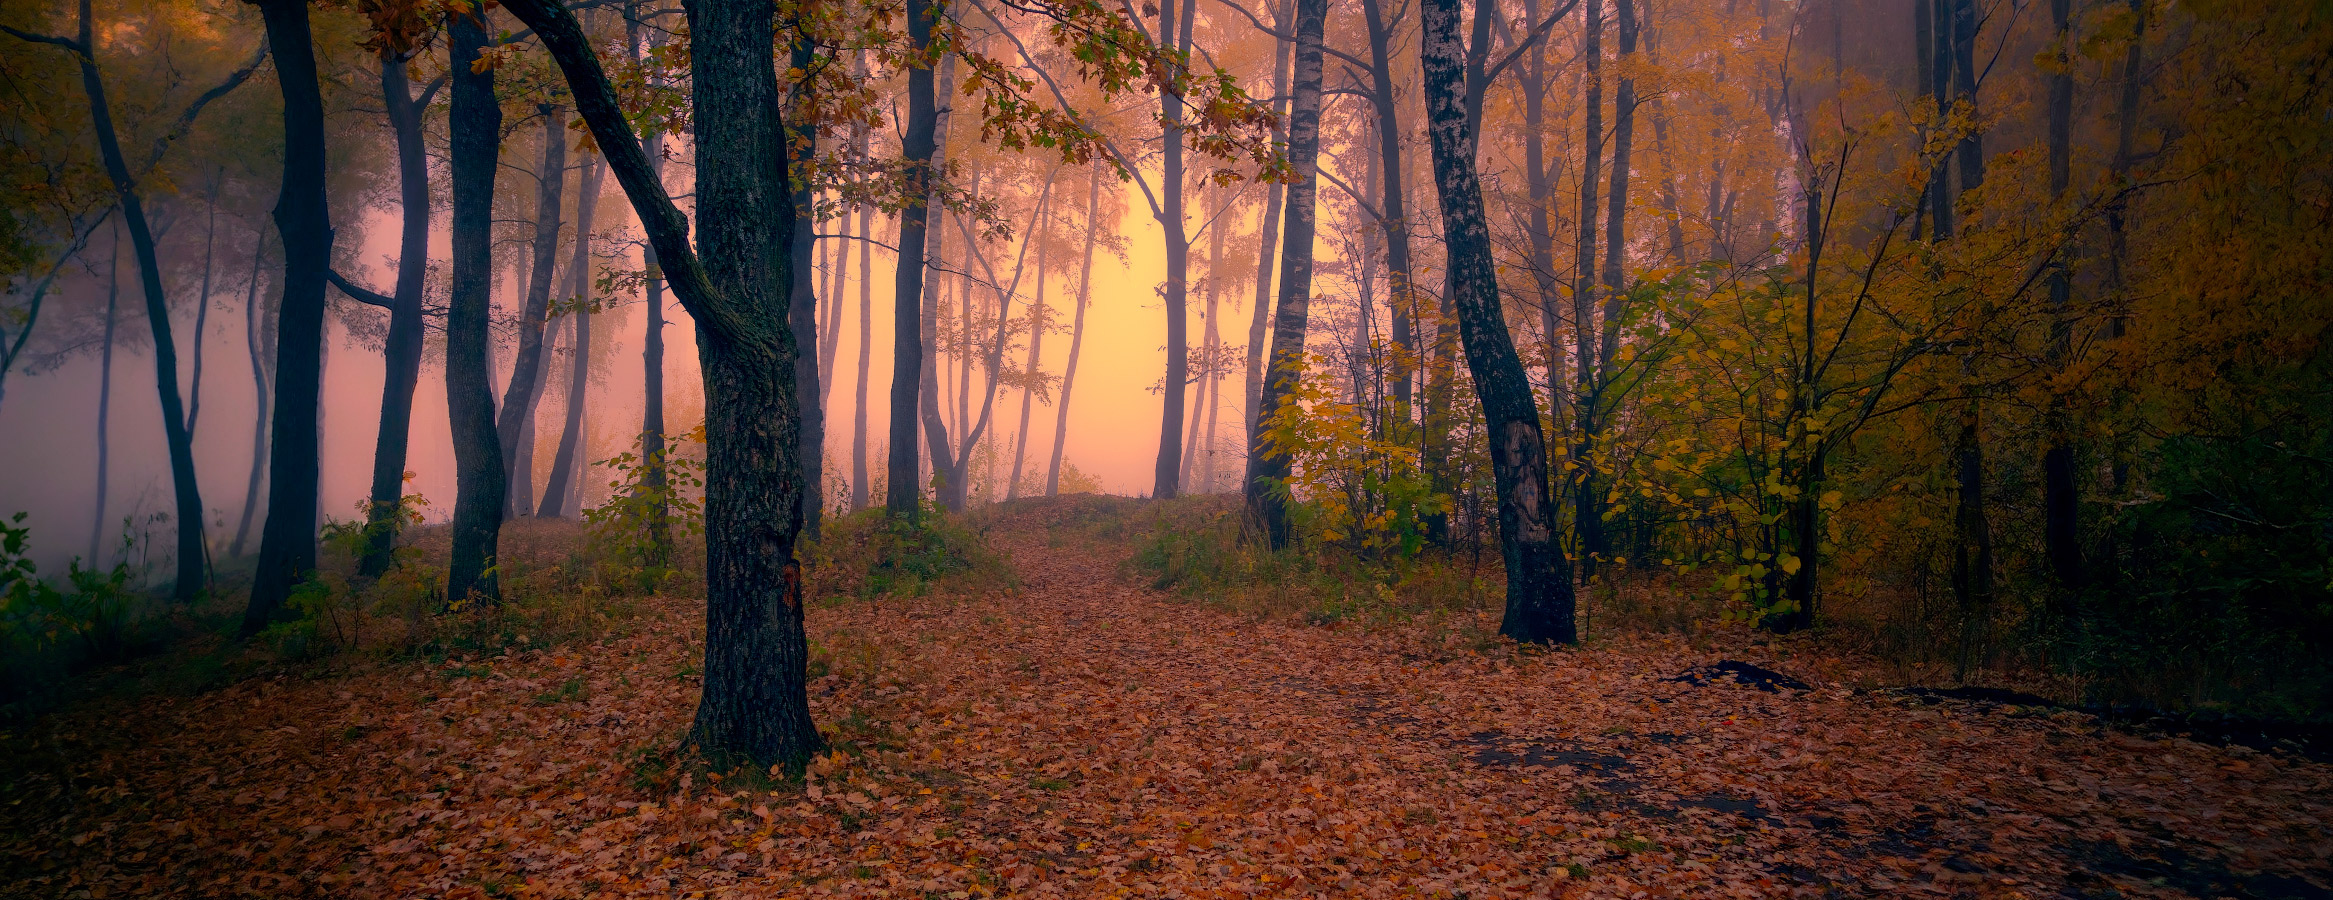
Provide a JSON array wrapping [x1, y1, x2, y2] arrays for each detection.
[[803, 505, 1011, 605], [1118, 495, 1492, 629]]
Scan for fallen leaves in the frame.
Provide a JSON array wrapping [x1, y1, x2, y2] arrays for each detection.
[[0, 496, 2328, 898]]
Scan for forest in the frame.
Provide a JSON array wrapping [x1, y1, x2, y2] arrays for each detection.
[[1, 0, 2329, 896]]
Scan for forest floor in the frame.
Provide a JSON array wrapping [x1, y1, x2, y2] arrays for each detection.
[[2, 495, 2329, 899]]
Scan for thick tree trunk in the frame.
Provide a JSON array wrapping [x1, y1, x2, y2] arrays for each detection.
[[90, 235, 119, 566], [361, 56, 434, 574], [1245, 0, 1327, 548], [1421, 0, 1576, 643], [1048, 169, 1102, 496], [498, 108, 567, 518], [886, 0, 943, 517], [505, 0, 824, 769], [443, 8, 505, 606], [1152, 0, 1198, 499], [244, 0, 333, 633], [541, 154, 605, 518], [232, 229, 272, 558], [64, 0, 206, 599]]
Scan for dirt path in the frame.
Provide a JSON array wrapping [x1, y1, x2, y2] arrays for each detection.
[[2, 496, 2328, 899]]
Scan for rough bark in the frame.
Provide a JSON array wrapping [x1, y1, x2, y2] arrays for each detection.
[[361, 55, 434, 574], [444, 8, 505, 607], [244, 0, 333, 633], [1245, 0, 1326, 548], [1421, 0, 1576, 643]]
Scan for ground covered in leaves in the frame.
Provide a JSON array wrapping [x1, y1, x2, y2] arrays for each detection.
[[3, 496, 2328, 899]]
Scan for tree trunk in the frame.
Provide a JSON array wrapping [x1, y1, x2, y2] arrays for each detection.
[[1246, 0, 1327, 548], [505, 0, 824, 770], [787, 44, 825, 538], [1571, 0, 1607, 583], [1199, 192, 1227, 492], [63, 0, 206, 599], [627, 6, 671, 565], [851, 200, 873, 511], [1151, 0, 1198, 500], [361, 56, 434, 574], [232, 228, 273, 558], [1522, 0, 1566, 426], [1243, 0, 1293, 483], [189, 174, 219, 437], [1597, 0, 1637, 373], [90, 232, 119, 566], [886, 0, 944, 517], [1048, 168, 1103, 496], [1007, 209, 1048, 501], [1361, 0, 1417, 412], [1421, 0, 1576, 643], [443, 8, 505, 607], [541, 154, 605, 518], [1946, 0, 1994, 660], [498, 107, 567, 518], [244, 0, 332, 633], [2042, 0, 2082, 592]]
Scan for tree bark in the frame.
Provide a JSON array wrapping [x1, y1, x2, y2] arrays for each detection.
[[361, 55, 434, 574], [1048, 168, 1103, 496], [189, 174, 219, 437], [1421, 0, 1576, 643], [443, 8, 506, 607], [1596, 0, 1636, 372], [541, 154, 605, 518], [851, 200, 873, 510], [1245, 0, 1327, 548], [244, 0, 333, 633], [506, 0, 824, 769], [498, 107, 567, 518], [1946, 0, 1993, 660], [886, 0, 944, 517]]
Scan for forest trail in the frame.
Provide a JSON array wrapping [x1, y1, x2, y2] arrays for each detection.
[[2, 495, 2328, 899]]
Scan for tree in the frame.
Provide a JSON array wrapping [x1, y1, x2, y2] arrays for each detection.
[[506, 0, 824, 768], [443, 5, 506, 608], [540, 154, 607, 518], [1419, 0, 1574, 643], [884, 0, 943, 518], [242, 0, 334, 635], [1245, 0, 1326, 549], [355, 47, 445, 575], [1046, 165, 1103, 496], [5, 0, 263, 601], [497, 105, 567, 518]]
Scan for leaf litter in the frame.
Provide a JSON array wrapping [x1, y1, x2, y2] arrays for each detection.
[[2, 496, 2328, 898]]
